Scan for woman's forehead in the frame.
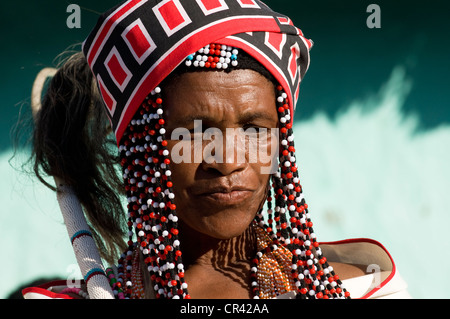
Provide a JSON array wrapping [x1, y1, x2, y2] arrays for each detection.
[[163, 69, 277, 124]]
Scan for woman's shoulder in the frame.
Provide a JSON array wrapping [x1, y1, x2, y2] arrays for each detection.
[[319, 238, 410, 299]]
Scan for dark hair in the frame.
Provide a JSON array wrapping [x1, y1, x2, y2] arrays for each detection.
[[31, 47, 277, 264], [31, 51, 127, 263]]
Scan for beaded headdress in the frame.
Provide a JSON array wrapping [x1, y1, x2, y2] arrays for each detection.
[[82, 0, 312, 145], [79, 0, 350, 299]]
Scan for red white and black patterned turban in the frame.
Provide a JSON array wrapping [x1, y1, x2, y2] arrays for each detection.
[[82, 0, 313, 145]]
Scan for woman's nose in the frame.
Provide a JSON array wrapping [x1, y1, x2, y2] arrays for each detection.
[[200, 128, 247, 176]]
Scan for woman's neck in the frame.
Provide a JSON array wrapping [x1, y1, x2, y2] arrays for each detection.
[[179, 221, 257, 268], [177, 221, 258, 298]]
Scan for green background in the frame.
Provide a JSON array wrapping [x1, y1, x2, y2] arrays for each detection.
[[1, 0, 449, 298]]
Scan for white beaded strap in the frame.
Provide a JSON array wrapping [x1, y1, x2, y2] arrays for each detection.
[[32, 68, 114, 299], [55, 177, 115, 299]]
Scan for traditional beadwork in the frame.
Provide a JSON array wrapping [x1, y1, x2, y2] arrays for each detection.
[[110, 44, 350, 300], [185, 44, 238, 69]]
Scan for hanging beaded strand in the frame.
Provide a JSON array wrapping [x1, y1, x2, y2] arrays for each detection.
[[115, 88, 189, 299], [273, 86, 350, 299]]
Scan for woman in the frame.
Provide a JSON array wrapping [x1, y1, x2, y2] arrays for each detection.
[[23, 0, 409, 299]]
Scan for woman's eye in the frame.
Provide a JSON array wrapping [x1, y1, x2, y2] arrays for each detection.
[[243, 125, 267, 134]]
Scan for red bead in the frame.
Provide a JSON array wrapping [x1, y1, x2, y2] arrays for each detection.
[[156, 98, 163, 104]]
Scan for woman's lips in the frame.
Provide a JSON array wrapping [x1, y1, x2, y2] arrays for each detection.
[[192, 184, 254, 206], [200, 190, 253, 205]]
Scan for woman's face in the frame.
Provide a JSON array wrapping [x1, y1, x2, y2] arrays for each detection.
[[164, 69, 279, 240]]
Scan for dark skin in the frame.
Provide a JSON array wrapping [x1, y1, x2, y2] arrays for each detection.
[[162, 69, 365, 299]]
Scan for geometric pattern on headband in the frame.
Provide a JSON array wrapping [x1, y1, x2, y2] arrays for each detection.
[[82, 0, 313, 145]]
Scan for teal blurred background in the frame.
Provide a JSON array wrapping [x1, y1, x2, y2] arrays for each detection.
[[1, 0, 449, 298]]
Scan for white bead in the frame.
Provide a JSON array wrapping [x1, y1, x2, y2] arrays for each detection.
[[231, 60, 238, 66], [165, 170, 172, 176], [154, 87, 161, 94]]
